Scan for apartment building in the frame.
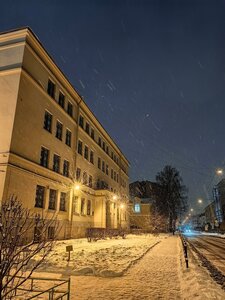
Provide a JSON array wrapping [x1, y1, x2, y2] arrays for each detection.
[[0, 27, 130, 239]]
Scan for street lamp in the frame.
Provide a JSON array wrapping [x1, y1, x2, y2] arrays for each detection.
[[216, 168, 223, 175], [197, 198, 202, 204], [190, 208, 194, 212], [74, 183, 80, 191], [113, 195, 117, 200]]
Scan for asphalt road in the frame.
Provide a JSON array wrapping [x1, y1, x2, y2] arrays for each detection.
[[185, 234, 225, 274]]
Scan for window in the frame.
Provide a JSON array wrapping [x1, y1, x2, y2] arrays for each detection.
[[102, 161, 105, 173], [98, 157, 101, 169], [116, 173, 119, 183], [114, 171, 116, 181], [60, 192, 66, 211], [40, 147, 49, 168], [73, 196, 78, 214], [48, 226, 55, 239], [44, 111, 52, 132], [102, 141, 105, 151], [53, 154, 60, 173], [49, 189, 57, 210], [134, 203, 141, 213], [90, 151, 94, 164], [83, 172, 87, 185], [84, 146, 89, 160], [106, 146, 109, 154], [79, 115, 84, 128], [87, 200, 91, 216], [67, 101, 73, 117], [35, 185, 45, 208], [58, 92, 65, 108], [89, 175, 93, 188], [91, 129, 95, 139], [65, 129, 71, 147], [98, 137, 101, 147], [111, 169, 113, 179], [111, 151, 114, 159], [47, 79, 55, 98], [56, 121, 63, 140], [76, 168, 81, 181], [85, 122, 90, 135], [81, 198, 85, 215], [106, 164, 109, 175], [78, 140, 83, 155], [63, 160, 69, 177]]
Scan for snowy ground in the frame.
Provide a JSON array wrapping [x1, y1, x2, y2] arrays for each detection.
[[35, 234, 163, 277], [19, 234, 225, 299]]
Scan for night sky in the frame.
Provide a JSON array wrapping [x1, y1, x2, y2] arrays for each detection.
[[1, 0, 225, 212]]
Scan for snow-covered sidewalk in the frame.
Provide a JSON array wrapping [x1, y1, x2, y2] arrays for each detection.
[[71, 235, 181, 299]]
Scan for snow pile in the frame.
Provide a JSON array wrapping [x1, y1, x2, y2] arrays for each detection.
[[35, 234, 163, 277]]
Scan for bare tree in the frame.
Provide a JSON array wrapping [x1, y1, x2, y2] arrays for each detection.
[[0, 196, 58, 299]]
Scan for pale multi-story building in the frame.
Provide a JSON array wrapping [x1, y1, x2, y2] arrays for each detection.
[[0, 27, 130, 239]]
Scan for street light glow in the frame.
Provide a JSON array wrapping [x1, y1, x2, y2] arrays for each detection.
[[190, 208, 193, 212], [113, 195, 117, 200], [198, 198, 202, 204], [216, 168, 223, 175], [74, 184, 80, 191], [120, 204, 124, 209]]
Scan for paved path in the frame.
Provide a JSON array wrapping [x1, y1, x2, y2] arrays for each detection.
[[71, 236, 181, 300]]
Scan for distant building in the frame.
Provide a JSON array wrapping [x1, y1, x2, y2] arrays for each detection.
[[0, 28, 130, 239], [204, 202, 216, 229], [129, 197, 155, 230], [213, 180, 225, 223]]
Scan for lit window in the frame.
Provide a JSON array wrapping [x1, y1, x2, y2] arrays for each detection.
[[134, 203, 141, 213]]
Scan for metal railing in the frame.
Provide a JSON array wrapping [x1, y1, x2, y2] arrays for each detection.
[[13, 276, 70, 299], [180, 234, 189, 268]]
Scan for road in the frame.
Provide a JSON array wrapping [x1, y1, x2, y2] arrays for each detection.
[[185, 233, 225, 274]]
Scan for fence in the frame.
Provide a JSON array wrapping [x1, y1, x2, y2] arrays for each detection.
[[13, 276, 70, 299]]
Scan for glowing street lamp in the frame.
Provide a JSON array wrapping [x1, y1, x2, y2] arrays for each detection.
[[190, 208, 194, 212], [197, 198, 202, 204], [74, 184, 80, 191], [120, 204, 124, 209], [113, 195, 117, 200], [216, 169, 223, 175]]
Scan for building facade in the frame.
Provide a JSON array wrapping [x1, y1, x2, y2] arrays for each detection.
[[0, 28, 130, 239]]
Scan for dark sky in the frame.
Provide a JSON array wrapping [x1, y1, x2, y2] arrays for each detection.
[[1, 0, 225, 212]]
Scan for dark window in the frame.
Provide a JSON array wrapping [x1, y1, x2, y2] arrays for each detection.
[[84, 146, 89, 160], [98, 137, 101, 147], [111, 151, 114, 159], [111, 169, 113, 179], [117, 173, 119, 183], [78, 140, 83, 155], [44, 111, 52, 132], [79, 115, 84, 128], [102, 141, 105, 151], [49, 189, 56, 210], [48, 226, 55, 239], [81, 198, 85, 214], [91, 129, 95, 139], [87, 200, 91, 216], [90, 151, 94, 164], [60, 192, 66, 211], [106, 146, 109, 154], [35, 185, 45, 208], [106, 164, 109, 176], [58, 92, 65, 108], [102, 161, 105, 173], [114, 171, 116, 181], [56, 121, 63, 140], [40, 147, 49, 168], [83, 172, 88, 185], [98, 157, 101, 169], [76, 168, 81, 181], [67, 101, 73, 117], [85, 122, 90, 135], [63, 160, 70, 177], [53, 154, 60, 173], [89, 175, 93, 188], [65, 129, 71, 147], [47, 79, 55, 98]]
